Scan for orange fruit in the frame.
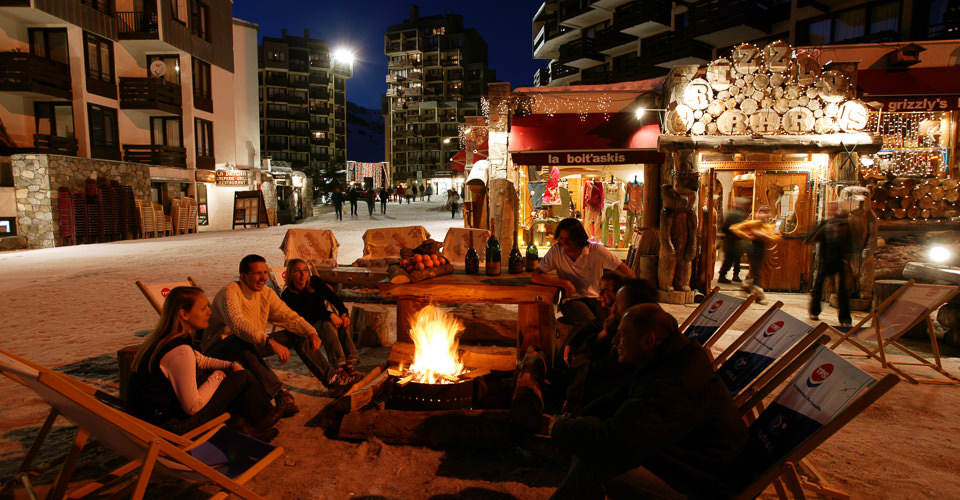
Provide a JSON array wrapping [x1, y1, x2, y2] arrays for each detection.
[[401, 259, 409, 267], [414, 254, 423, 262], [416, 262, 425, 270], [424, 259, 434, 268], [431, 254, 440, 263]]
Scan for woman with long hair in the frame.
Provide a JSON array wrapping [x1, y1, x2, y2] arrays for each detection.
[[280, 259, 362, 388], [128, 286, 279, 441]]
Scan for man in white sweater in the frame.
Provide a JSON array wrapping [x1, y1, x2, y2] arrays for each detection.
[[202, 254, 328, 417]]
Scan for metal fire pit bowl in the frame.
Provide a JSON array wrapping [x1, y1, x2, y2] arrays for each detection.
[[387, 377, 476, 411]]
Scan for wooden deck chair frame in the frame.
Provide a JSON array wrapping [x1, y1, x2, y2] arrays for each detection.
[[136, 276, 200, 314], [679, 286, 756, 351], [733, 349, 899, 500], [711, 301, 784, 370], [0, 348, 282, 500], [829, 280, 960, 385]]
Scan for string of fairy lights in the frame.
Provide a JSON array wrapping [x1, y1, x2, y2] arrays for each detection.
[[861, 111, 949, 177]]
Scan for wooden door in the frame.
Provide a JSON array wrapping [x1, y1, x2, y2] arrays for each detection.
[[754, 171, 812, 292]]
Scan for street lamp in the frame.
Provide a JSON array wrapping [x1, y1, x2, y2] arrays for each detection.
[[333, 47, 354, 66]]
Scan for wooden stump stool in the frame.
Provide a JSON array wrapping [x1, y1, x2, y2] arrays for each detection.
[[117, 344, 139, 402], [351, 305, 390, 346]]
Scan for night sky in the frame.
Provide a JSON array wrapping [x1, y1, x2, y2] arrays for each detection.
[[233, 1, 545, 109]]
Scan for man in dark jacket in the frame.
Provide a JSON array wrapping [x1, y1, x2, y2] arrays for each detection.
[[808, 201, 852, 326], [718, 197, 748, 283], [550, 303, 748, 499], [331, 186, 344, 221], [348, 184, 360, 216]]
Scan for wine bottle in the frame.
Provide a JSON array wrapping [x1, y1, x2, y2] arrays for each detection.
[[464, 230, 480, 274], [508, 229, 524, 274], [526, 227, 539, 272], [485, 218, 501, 276]]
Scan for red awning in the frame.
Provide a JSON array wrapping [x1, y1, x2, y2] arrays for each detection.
[[858, 67, 960, 97], [509, 113, 660, 152]]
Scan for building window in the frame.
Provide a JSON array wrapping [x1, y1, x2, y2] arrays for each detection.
[[87, 104, 120, 160], [189, 0, 210, 41], [29, 28, 69, 65], [151, 117, 182, 147], [798, 0, 901, 44], [192, 58, 212, 112], [84, 32, 116, 99], [195, 118, 214, 168]]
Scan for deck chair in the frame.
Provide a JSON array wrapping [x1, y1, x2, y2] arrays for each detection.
[[733, 345, 899, 500], [269, 266, 288, 292], [680, 286, 755, 351], [0, 348, 283, 500], [136, 276, 200, 313], [829, 280, 960, 384], [713, 304, 831, 409]]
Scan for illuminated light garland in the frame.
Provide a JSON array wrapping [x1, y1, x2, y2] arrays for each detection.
[[860, 111, 949, 177]]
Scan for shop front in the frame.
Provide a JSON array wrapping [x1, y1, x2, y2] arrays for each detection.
[[657, 41, 882, 298], [507, 82, 665, 255]]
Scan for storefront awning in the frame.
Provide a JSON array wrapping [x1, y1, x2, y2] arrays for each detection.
[[509, 113, 663, 165], [859, 67, 960, 111]]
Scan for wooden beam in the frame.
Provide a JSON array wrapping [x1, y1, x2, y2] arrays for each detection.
[[658, 133, 884, 154]]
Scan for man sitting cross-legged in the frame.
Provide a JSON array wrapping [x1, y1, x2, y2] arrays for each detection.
[[201, 254, 334, 418], [549, 303, 748, 499]]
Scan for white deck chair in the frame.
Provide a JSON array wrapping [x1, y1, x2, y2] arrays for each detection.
[[680, 286, 756, 351]]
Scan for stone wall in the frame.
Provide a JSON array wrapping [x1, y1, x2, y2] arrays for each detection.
[[11, 154, 151, 249]]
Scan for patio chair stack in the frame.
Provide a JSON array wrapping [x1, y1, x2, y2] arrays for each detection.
[[120, 185, 138, 239], [72, 191, 89, 243], [108, 181, 125, 240], [84, 179, 103, 243], [98, 180, 117, 241], [56, 187, 76, 246], [137, 199, 155, 238], [185, 196, 198, 233]]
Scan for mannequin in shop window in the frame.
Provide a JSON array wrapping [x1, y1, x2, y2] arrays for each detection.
[[658, 172, 700, 292], [601, 176, 622, 247], [583, 178, 604, 239], [623, 176, 643, 245]]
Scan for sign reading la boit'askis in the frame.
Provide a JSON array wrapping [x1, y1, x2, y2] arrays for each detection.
[[665, 41, 869, 136]]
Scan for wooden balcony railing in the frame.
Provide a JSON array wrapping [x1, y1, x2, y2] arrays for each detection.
[[120, 77, 182, 114], [117, 11, 159, 39], [0, 52, 71, 99], [123, 144, 187, 168], [33, 134, 78, 156]]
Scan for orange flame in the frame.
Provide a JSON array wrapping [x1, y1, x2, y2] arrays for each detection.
[[408, 305, 464, 384]]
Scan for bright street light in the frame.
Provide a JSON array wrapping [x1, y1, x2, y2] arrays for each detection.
[[333, 48, 355, 65]]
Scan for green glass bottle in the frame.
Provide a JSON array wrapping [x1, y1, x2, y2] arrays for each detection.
[[464, 230, 480, 274], [526, 228, 539, 272], [485, 218, 501, 276], [508, 229, 524, 274]]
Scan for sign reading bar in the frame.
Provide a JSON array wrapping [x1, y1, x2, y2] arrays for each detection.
[[216, 170, 249, 186], [511, 150, 665, 166]]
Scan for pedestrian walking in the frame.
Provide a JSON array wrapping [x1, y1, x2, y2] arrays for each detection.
[[717, 197, 748, 283], [406, 185, 414, 204], [419, 184, 426, 202], [808, 201, 852, 326], [426, 184, 433, 202], [397, 185, 405, 204], [365, 189, 375, 217], [379, 187, 389, 214], [730, 206, 780, 304], [348, 185, 359, 216], [331, 186, 344, 221], [447, 189, 459, 218]]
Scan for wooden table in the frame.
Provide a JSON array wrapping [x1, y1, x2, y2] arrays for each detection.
[[379, 271, 560, 363]]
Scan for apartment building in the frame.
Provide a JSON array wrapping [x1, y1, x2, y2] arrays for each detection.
[[384, 5, 496, 190], [531, 0, 959, 86], [0, 0, 265, 245], [258, 29, 352, 191]]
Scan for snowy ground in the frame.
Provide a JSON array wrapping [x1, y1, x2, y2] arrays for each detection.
[[1, 196, 959, 498]]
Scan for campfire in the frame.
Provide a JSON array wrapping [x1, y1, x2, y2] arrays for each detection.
[[388, 305, 484, 411]]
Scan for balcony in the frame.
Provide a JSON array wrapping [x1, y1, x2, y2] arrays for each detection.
[[595, 24, 637, 55], [265, 124, 290, 134], [549, 60, 579, 84], [290, 78, 310, 89], [534, 67, 551, 86], [533, 20, 579, 60], [117, 11, 159, 39], [290, 110, 309, 121], [560, 0, 610, 28], [119, 78, 182, 115], [614, 0, 671, 38], [33, 134, 78, 156], [292, 142, 310, 152], [265, 74, 287, 86], [310, 72, 330, 85], [265, 108, 288, 119], [685, 0, 775, 47], [641, 31, 713, 68], [310, 88, 330, 100], [123, 144, 187, 168], [558, 37, 603, 69], [0, 52, 71, 100]]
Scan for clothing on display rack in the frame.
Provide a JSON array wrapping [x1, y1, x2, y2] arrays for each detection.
[[624, 179, 643, 244], [583, 179, 604, 239], [543, 166, 561, 205]]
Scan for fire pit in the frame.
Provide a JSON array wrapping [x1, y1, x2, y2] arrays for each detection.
[[385, 305, 480, 411]]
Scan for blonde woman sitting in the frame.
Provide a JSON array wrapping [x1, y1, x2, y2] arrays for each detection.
[[128, 286, 280, 441]]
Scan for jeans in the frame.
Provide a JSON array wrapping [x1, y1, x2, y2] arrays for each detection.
[[811, 260, 851, 324], [154, 370, 273, 435], [718, 236, 744, 279], [367, 201, 374, 216], [316, 320, 358, 368], [349, 200, 358, 215], [380, 200, 387, 214], [333, 202, 343, 220], [551, 456, 685, 500]]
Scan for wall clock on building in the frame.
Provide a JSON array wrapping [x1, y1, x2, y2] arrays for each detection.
[[150, 59, 167, 77]]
